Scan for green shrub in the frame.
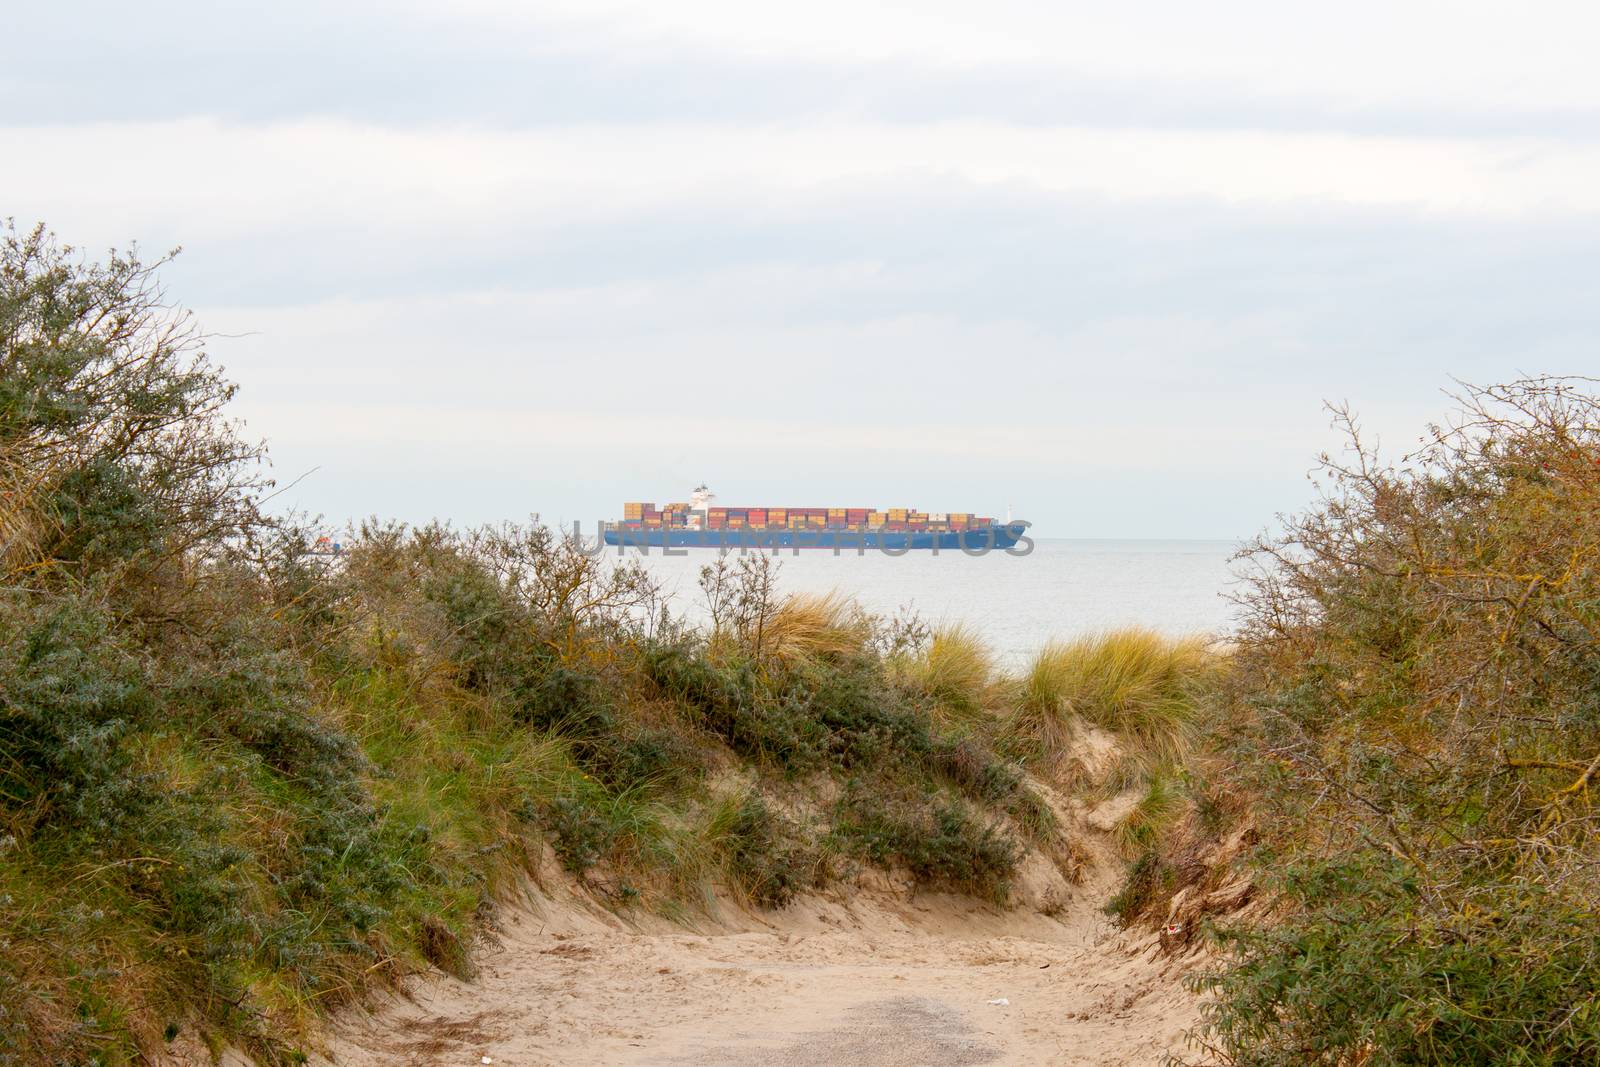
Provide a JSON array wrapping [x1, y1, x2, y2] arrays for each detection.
[[709, 794, 813, 907], [47, 458, 162, 565], [542, 793, 617, 875], [1196, 378, 1600, 1065], [930, 736, 1055, 839], [0, 223, 1093, 1066], [1197, 855, 1600, 1066], [776, 658, 928, 770], [0, 593, 152, 834], [644, 644, 826, 770], [829, 789, 1020, 903], [581, 727, 701, 792]]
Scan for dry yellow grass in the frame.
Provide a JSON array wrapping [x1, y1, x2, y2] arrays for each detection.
[[761, 591, 871, 665], [903, 623, 995, 723], [0, 450, 62, 579]]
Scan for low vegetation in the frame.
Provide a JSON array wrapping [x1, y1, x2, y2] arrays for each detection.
[[1005, 628, 1212, 768], [1106, 378, 1600, 1066], [0, 225, 1073, 1064], [1193, 378, 1600, 1066], [898, 623, 994, 724], [16, 220, 1584, 1067]]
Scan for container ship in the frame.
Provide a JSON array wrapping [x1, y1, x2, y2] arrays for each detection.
[[602, 486, 1028, 551]]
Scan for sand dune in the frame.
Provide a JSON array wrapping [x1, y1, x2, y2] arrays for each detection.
[[316, 834, 1204, 1067]]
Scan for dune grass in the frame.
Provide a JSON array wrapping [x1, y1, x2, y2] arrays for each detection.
[[1003, 628, 1214, 769], [0, 226, 1073, 1065], [902, 623, 995, 723], [1111, 772, 1185, 858], [761, 591, 872, 665]]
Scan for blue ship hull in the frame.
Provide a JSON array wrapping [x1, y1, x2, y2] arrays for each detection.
[[602, 525, 1027, 552]]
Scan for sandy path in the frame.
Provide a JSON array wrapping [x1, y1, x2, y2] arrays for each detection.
[[318, 881, 1202, 1067]]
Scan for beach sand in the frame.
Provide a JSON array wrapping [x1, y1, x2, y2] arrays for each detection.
[[314, 824, 1204, 1067]]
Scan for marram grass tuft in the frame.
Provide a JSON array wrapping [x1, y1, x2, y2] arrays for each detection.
[[1003, 628, 1215, 768]]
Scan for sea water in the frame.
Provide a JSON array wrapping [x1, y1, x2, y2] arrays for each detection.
[[617, 538, 1245, 665]]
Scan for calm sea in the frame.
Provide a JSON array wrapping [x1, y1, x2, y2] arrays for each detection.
[[617, 538, 1245, 665]]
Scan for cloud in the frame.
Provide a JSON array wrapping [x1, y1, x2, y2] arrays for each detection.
[[10, 118, 1600, 265], [9, 1, 1599, 536], [439, 0, 1600, 113], [9, 0, 1600, 135], [8, 2, 1599, 141]]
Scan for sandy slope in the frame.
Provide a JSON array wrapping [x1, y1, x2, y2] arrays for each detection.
[[315, 843, 1204, 1067]]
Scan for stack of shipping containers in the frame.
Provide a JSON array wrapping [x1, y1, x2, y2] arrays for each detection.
[[620, 498, 999, 535]]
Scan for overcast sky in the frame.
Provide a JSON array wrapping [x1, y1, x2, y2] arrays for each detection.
[[6, 1, 1598, 537]]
